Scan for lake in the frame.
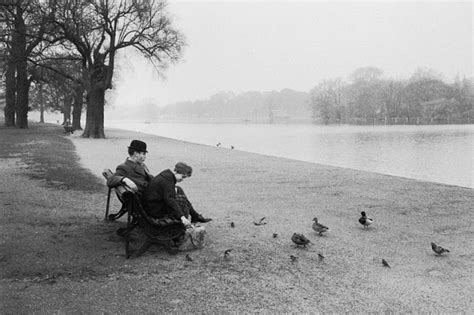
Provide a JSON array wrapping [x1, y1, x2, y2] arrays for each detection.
[[105, 121, 474, 189]]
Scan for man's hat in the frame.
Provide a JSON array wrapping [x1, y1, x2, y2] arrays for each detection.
[[128, 140, 148, 153], [175, 162, 192, 177]]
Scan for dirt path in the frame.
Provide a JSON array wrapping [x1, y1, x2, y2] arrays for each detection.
[[1, 124, 473, 313]]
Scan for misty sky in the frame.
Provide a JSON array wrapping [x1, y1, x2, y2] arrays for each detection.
[[109, 1, 473, 110]]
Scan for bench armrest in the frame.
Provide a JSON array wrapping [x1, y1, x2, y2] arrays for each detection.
[[102, 168, 133, 198]]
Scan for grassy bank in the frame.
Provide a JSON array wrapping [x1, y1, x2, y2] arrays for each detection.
[[1, 123, 473, 313]]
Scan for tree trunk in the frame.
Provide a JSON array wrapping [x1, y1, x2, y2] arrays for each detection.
[[62, 95, 73, 125], [13, 9, 29, 129], [82, 55, 107, 138], [72, 84, 84, 130], [38, 83, 44, 123], [15, 61, 29, 128], [82, 86, 105, 138], [4, 59, 16, 127]]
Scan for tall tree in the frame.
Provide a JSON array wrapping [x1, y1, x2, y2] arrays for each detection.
[[53, 0, 185, 138], [1, 3, 17, 126], [1, 0, 53, 128]]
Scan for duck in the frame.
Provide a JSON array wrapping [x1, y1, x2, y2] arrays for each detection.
[[312, 217, 329, 236], [253, 217, 267, 226], [382, 259, 390, 268], [431, 242, 450, 255], [359, 211, 374, 229], [291, 233, 311, 247], [224, 249, 233, 259]]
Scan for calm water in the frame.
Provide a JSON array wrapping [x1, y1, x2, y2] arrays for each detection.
[[106, 121, 474, 188]]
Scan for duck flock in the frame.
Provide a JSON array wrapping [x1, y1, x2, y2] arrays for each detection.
[[287, 211, 450, 267], [188, 211, 450, 267]]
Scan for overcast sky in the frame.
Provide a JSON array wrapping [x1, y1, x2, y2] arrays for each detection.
[[109, 0, 473, 109]]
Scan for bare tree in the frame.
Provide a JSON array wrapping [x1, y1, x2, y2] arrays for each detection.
[[310, 79, 345, 124], [52, 0, 185, 138]]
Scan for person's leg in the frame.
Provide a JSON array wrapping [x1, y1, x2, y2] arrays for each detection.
[[175, 186, 192, 218], [175, 186, 212, 223]]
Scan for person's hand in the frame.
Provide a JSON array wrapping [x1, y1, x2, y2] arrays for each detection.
[[122, 178, 138, 193], [180, 216, 192, 228]]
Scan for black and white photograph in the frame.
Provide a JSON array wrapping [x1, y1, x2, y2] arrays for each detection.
[[1, 0, 472, 313]]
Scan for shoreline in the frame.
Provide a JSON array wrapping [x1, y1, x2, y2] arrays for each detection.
[[2, 123, 473, 313], [79, 127, 472, 190], [102, 122, 474, 189]]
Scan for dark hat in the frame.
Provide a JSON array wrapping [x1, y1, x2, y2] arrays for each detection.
[[128, 140, 148, 153], [174, 162, 192, 177]]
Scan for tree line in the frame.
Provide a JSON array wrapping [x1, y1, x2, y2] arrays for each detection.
[[310, 67, 473, 125], [1, 0, 184, 138], [159, 67, 473, 125], [159, 89, 311, 123]]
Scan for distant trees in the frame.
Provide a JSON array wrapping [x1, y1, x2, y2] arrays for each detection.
[[1, 0, 185, 138], [159, 89, 312, 123], [310, 67, 473, 124], [28, 59, 83, 126], [158, 68, 472, 125], [309, 79, 345, 124]]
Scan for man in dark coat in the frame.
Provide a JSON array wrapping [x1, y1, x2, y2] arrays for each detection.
[[146, 162, 212, 224], [107, 139, 153, 200]]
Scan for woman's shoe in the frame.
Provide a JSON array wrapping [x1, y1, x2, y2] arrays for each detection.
[[193, 214, 212, 223]]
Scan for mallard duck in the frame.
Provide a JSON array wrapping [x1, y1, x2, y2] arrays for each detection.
[[431, 242, 450, 255], [291, 233, 310, 247], [253, 217, 267, 226], [224, 249, 233, 259], [359, 211, 374, 229], [312, 217, 329, 236]]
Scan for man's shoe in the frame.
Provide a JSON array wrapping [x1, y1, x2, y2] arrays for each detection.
[[193, 214, 212, 223]]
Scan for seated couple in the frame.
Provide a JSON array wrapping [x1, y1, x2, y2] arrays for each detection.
[[107, 140, 212, 249]]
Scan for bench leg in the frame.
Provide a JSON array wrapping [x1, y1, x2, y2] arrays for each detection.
[[108, 206, 128, 221], [125, 208, 134, 259], [105, 188, 112, 221], [135, 240, 153, 257]]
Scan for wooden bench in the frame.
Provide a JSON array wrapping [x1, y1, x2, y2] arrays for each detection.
[[102, 169, 186, 258]]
